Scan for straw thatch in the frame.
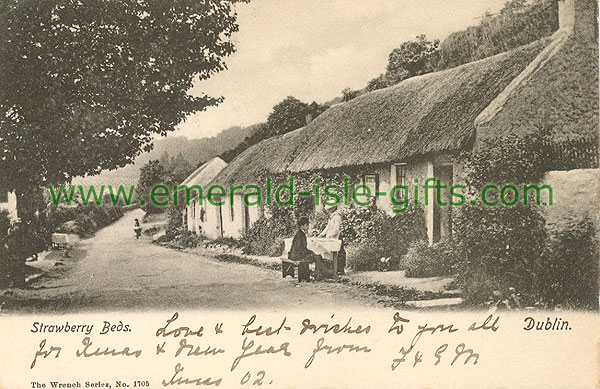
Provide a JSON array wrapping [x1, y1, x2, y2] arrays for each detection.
[[213, 39, 549, 186], [477, 33, 598, 141], [180, 156, 227, 187]]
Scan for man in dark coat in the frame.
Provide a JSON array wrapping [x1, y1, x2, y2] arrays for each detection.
[[289, 216, 333, 280], [288, 216, 317, 262]]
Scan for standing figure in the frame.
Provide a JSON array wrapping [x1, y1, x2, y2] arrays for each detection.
[[134, 218, 142, 239], [318, 205, 346, 275]]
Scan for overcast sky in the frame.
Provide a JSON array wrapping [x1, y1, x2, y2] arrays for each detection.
[[176, 0, 507, 139]]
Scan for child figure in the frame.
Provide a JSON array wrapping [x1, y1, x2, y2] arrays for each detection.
[[134, 218, 142, 239]]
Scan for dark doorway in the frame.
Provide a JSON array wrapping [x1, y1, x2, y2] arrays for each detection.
[[243, 203, 251, 234], [433, 164, 453, 243]]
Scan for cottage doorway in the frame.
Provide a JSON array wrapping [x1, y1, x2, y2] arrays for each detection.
[[243, 202, 250, 234], [433, 164, 453, 243], [190, 199, 196, 232], [216, 203, 224, 238]]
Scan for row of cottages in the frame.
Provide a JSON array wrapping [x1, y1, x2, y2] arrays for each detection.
[[188, 0, 598, 243], [180, 156, 263, 240]]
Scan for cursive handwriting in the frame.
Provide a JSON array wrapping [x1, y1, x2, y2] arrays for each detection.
[[162, 363, 222, 387], [388, 312, 411, 334], [392, 321, 458, 369], [300, 315, 370, 335], [452, 343, 479, 365], [231, 336, 291, 371], [156, 312, 203, 338], [305, 337, 371, 368], [468, 314, 500, 331], [242, 315, 290, 336], [30, 339, 61, 369], [75, 336, 142, 358], [175, 338, 225, 357]]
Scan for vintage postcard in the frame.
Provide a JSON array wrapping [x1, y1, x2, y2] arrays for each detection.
[[0, 0, 598, 388]]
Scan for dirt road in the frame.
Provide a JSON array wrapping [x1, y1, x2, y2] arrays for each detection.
[[1, 210, 386, 313]]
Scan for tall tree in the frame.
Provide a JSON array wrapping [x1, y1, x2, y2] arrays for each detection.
[[0, 0, 247, 220], [365, 34, 439, 91], [137, 160, 166, 214], [220, 97, 328, 162], [341, 88, 361, 102], [366, 73, 390, 92], [436, 0, 557, 70], [385, 34, 439, 85], [266, 96, 311, 137], [166, 152, 194, 186]]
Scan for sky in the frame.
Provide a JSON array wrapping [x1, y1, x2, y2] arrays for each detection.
[[176, 0, 507, 139]]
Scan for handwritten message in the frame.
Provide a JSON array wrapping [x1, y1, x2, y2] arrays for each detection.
[[25, 311, 504, 388]]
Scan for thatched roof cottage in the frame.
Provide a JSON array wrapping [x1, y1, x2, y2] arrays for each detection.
[[206, 0, 598, 243], [179, 157, 227, 238]]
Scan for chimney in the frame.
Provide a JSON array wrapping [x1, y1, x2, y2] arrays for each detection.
[[558, 0, 575, 31], [558, 0, 598, 36]]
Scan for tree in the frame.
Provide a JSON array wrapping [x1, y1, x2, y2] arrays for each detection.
[[307, 101, 328, 119], [266, 96, 311, 137], [385, 34, 439, 85], [436, 0, 557, 70], [366, 73, 390, 92], [341, 88, 361, 102], [219, 98, 328, 162], [266, 97, 327, 136], [0, 0, 247, 221], [137, 160, 166, 214], [165, 152, 194, 186], [159, 152, 172, 173], [501, 0, 528, 14], [219, 123, 269, 162], [454, 130, 552, 307]]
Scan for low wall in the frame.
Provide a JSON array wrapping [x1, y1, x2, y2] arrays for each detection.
[[541, 168, 599, 237]]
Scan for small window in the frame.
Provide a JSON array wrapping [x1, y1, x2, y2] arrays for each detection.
[[394, 164, 407, 200], [361, 174, 379, 198], [0, 190, 8, 203], [230, 201, 235, 222]]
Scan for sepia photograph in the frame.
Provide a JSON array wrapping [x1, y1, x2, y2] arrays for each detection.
[[0, 0, 598, 387]]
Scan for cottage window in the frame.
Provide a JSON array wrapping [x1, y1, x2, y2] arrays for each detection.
[[361, 174, 379, 201], [394, 164, 407, 200], [0, 190, 7, 203]]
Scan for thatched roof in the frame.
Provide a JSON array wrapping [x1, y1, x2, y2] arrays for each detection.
[[180, 157, 227, 187], [476, 31, 598, 141], [213, 38, 549, 186]]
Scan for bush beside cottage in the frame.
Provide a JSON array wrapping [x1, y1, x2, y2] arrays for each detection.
[[51, 203, 124, 238]]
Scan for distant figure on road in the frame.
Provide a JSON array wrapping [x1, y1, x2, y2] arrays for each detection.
[[134, 218, 142, 239]]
